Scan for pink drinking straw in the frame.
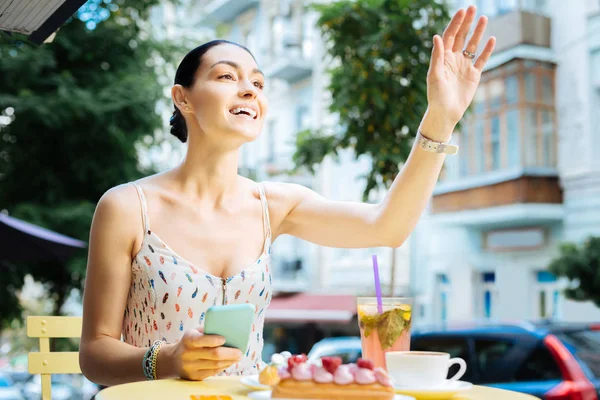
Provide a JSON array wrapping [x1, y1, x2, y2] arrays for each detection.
[[372, 254, 383, 314]]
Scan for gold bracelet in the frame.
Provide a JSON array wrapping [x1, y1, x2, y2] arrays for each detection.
[[151, 341, 164, 380]]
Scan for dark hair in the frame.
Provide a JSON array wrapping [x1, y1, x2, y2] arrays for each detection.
[[169, 39, 256, 143]]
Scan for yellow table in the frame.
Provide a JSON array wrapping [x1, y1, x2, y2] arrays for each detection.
[[96, 376, 539, 400]]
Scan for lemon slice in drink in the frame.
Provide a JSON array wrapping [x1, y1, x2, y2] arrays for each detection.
[[398, 305, 412, 322]]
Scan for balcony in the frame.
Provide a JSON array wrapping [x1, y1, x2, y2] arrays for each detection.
[[265, 55, 312, 83], [486, 10, 552, 55], [433, 174, 562, 213], [431, 203, 564, 228], [264, 38, 313, 83], [200, 0, 259, 25], [431, 171, 563, 228], [431, 53, 561, 228]]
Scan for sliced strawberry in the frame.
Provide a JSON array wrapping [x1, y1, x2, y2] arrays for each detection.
[[295, 354, 308, 363], [287, 354, 308, 370], [321, 356, 342, 374], [357, 358, 374, 370]]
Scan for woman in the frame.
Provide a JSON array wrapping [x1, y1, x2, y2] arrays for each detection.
[[80, 6, 495, 386]]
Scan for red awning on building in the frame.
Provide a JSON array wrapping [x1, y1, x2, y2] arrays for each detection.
[[266, 294, 357, 324]]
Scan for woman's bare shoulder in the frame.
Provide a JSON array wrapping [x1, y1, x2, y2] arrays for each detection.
[[96, 182, 140, 216], [97, 171, 168, 214], [91, 182, 147, 256], [260, 181, 310, 226], [93, 182, 147, 241]]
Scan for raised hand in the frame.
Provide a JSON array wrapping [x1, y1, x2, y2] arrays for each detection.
[[426, 6, 496, 133]]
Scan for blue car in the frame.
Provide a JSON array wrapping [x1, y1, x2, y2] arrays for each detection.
[[307, 322, 600, 400]]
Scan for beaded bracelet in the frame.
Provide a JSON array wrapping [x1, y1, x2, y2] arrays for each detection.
[[142, 340, 165, 380]]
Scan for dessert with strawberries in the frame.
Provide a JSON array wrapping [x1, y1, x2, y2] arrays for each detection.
[[259, 354, 395, 399]]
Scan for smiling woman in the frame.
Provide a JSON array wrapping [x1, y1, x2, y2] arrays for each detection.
[[80, 6, 496, 387], [168, 40, 266, 144]]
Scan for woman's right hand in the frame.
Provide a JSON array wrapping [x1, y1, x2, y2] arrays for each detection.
[[158, 329, 243, 381]]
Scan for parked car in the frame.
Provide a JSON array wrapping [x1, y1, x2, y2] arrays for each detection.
[[0, 372, 24, 400], [307, 322, 600, 400], [308, 336, 362, 363]]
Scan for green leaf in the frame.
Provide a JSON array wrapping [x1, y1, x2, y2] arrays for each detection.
[[377, 309, 408, 350], [359, 313, 380, 338], [359, 308, 411, 350]]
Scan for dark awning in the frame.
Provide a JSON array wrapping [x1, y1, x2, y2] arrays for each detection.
[[0, 213, 86, 262], [0, 0, 87, 44]]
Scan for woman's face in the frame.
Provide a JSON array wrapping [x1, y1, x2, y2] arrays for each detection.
[[180, 43, 268, 146]]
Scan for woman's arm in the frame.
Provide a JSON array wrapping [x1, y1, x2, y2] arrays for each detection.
[[79, 185, 151, 385], [274, 6, 495, 248]]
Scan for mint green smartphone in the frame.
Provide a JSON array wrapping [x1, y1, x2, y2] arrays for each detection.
[[203, 304, 255, 353]]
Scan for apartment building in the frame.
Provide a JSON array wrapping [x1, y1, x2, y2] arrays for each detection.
[[412, 0, 600, 324]]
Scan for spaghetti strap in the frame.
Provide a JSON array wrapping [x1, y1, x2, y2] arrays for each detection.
[[131, 182, 150, 234], [257, 184, 272, 246]]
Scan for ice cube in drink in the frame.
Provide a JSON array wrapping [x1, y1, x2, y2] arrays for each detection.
[[357, 297, 412, 370]]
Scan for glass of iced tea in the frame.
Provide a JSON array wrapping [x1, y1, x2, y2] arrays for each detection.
[[357, 297, 413, 370]]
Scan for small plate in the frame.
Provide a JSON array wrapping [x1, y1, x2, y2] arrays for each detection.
[[393, 380, 473, 400], [248, 390, 415, 400], [240, 375, 271, 391]]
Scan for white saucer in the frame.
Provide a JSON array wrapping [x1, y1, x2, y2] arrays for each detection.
[[240, 375, 271, 391], [248, 390, 415, 400], [393, 380, 473, 400]]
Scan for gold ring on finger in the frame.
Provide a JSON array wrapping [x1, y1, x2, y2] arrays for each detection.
[[463, 49, 476, 60]]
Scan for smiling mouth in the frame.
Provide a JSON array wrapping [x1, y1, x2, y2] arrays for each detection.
[[229, 107, 258, 120]]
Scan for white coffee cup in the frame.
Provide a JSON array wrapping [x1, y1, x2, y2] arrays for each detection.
[[385, 351, 467, 388]]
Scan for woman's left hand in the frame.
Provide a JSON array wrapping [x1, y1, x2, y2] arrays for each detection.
[[425, 6, 496, 135]]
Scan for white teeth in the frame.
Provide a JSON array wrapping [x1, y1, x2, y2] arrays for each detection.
[[230, 107, 257, 118]]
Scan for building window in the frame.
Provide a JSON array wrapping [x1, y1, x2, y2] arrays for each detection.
[[453, 59, 556, 180], [474, 120, 485, 173], [480, 272, 497, 320], [296, 105, 310, 132], [541, 110, 554, 166], [459, 124, 470, 176], [533, 270, 560, 320], [524, 108, 538, 166], [506, 75, 519, 105], [506, 109, 520, 167], [490, 116, 501, 170], [435, 274, 450, 323], [483, 227, 546, 251], [473, 0, 547, 18]]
